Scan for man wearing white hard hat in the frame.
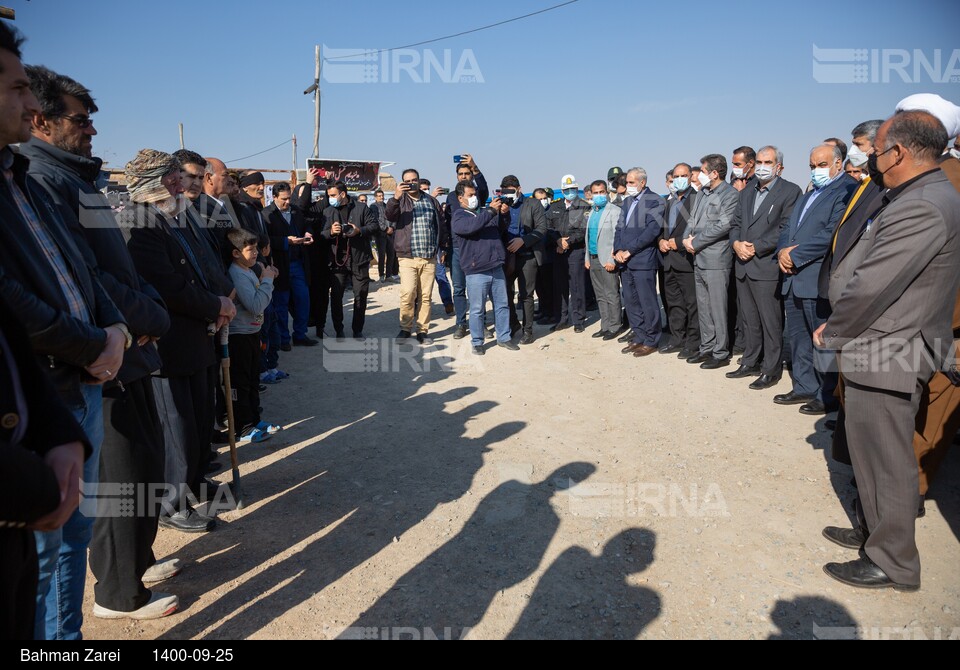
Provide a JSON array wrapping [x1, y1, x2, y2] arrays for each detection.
[[546, 174, 591, 333]]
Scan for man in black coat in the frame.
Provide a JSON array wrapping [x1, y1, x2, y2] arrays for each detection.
[[321, 181, 380, 338], [0, 295, 88, 640], [545, 175, 591, 333], [124, 149, 237, 535], [658, 163, 700, 358], [263, 181, 316, 348], [0, 26, 128, 640], [728, 146, 801, 389], [25, 65, 177, 620]]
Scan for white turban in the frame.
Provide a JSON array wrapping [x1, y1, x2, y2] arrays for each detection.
[[895, 93, 960, 139]]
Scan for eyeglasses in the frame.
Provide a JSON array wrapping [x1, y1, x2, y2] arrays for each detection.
[[58, 114, 95, 129]]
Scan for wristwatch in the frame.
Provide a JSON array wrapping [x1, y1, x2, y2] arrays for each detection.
[[111, 323, 133, 350]]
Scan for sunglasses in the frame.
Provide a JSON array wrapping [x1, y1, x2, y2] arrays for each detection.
[[59, 114, 95, 129]]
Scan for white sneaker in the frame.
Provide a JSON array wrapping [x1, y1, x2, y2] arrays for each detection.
[[143, 558, 181, 584], [93, 592, 178, 620]]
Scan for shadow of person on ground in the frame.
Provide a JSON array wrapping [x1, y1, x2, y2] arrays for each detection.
[[506, 528, 660, 640], [158, 383, 519, 639], [339, 462, 597, 640], [768, 595, 860, 639]]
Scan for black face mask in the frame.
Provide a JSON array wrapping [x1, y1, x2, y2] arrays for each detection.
[[866, 152, 884, 189]]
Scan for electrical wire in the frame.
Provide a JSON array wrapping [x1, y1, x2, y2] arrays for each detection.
[[322, 0, 580, 62], [227, 139, 292, 164]]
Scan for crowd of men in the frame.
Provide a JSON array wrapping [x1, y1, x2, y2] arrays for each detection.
[[1, 16, 959, 641]]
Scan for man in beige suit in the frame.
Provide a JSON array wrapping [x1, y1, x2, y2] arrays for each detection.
[[815, 110, 960, 591]]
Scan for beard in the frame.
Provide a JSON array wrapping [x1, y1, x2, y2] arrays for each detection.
[[156, 194, 190, 217]]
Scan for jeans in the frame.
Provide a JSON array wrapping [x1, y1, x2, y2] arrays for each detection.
[[449, 244, 468, 328], [274, 260, 311, 343], [466, 268, 512, 346], [435, 250, 453, 306], [35, 383, 103, 640]]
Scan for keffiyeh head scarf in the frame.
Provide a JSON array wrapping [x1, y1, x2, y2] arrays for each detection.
[[125, 149, 180, 204]]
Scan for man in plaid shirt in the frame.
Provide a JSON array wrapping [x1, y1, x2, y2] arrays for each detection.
[[385, 169, 448, 344]]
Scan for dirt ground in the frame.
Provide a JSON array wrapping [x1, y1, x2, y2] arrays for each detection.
[[83, 278, 960, 640]]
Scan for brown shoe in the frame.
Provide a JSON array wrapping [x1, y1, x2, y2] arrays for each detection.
[[632, 345, 657, 357], [621, 342, 642, 354]]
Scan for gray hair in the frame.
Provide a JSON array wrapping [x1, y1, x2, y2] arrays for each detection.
[[812, 144, 843, 163], [757, 145, 784, 166], [851, 119, 884, 143], [627, 167, 647, 183]]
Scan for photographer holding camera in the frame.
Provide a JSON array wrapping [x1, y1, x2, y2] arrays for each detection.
[[321, 181, 380, 339]]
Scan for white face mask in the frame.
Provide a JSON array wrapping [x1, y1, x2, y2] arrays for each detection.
[[540, 198, 550, 209], [625, 185, 640, 197], [847, 144, 868, 166], [754, 164, 776, 182], [466, 195, 479, 210], [732, 167, 745, 179], [697, 171, 712, 188]]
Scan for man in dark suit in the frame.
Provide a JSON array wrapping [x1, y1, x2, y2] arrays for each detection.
[[499, 175, 548, 345], [658, 162, 699, 358], [817, 111, 960, 591], [124, 149, 236, 534], [547, 174, 591, 334], [615, 167, 666, 357], [321, 181, 380, 338], [264, 181, 316, 348], [0, 295, 88, 640], [775, 145, 856, 414], [728, 146, 801, 389]]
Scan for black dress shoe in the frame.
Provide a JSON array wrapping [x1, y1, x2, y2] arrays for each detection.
[[592, 330, 608, 339], [573, 324, 585, 333], [453, 325, 470, 340], [416, 333, 433, 345], [618, 330, 634, 343], [353, 332, 364, 340], [822, 526, 867, 550], [280, 343, 292, 352], [293, 337, 319, 347], [498, 341, 520, 351], [551, 322, 572, 332], [159, 508, 215, 533], [335, 330, 346, 340], [725, 364, 761, 379], [823, 557, 919, 592], [519, 333, 535, 345], [749, 374, 782, 390], [659, 344, 682, 355], [686, 353, 710, 365], [602, 331, 621, 341], [396, 330, 412, 340], [677, 348, 695, 360], [700, 357, 730, 370], [472, 346, 485, 356], [799, 399, 827, 415], [774, 391, 814, 405]]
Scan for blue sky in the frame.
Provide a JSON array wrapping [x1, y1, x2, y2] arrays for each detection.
[[12, 0, 959, 192]]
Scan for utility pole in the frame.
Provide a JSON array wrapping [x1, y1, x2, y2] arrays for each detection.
[[292, 133, 298, 172], [178, 123, 184, 150], [303, 46, 321, 159]]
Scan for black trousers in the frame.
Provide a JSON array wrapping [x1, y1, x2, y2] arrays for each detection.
[[89, 378, 165, 612], [376, 232, 397, 279], [0, 529, 38, 639], [535, 262, 555, 319], [228, 333, 261, 431], [553, 248, 586, 326], [168, 367, 215, 506], [663, 268, 700, 352], [330, 264, 371, 336], [506, 253, 539, 334], [657, 267, 670, 333], [309, 263, 332, 336], [728, 266, 743, 350], [737, 276, 784, 376]]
